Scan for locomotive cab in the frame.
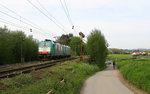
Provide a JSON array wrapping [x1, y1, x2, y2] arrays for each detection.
[[38, 40, 71, 60], [38, 41, 55, 59]]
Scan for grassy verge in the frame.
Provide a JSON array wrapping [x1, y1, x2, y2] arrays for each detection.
[[0, 59, 100, 94], [109, 54, 150, 94]]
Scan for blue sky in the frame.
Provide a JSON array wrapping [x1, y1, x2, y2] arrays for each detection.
[[0, 0, 150, 49]]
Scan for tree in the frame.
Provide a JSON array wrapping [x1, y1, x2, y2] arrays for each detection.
[[109, 48, 126, 54], [56, 33, 73, 45], [87, 29, 108, 67], [23, 35, 38, 61], [0, 27, 38, 65], [69, 37, 81, 56]]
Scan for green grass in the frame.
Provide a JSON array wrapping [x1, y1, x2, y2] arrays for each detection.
[[107, 54, 132, 61], [109, 54, 150, 94], [0, 59, 100, 94]]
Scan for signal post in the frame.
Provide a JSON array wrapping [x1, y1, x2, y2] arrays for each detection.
[[79, 32, 85, 61]]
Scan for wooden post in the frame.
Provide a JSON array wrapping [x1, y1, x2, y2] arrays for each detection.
[[20, 36, 25, 63]]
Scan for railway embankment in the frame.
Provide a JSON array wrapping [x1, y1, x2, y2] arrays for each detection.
[[0, 57, 101, 94], [0, 58, 76, 79]]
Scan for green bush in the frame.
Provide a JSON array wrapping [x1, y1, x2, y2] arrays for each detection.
[[0, 27, 38, 64], [69, 37, 81, 56], [87, 29, 108, 68]]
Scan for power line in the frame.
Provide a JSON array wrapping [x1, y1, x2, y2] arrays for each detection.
[[0, 2, 67, 40], [59, 0, 71, 25], [37, 0, 78, 36], [36, 0, 75, 36], [26, 0, 68, 34], [0, 3, 58, 37], [36, 0, 66, 30], [0, 1, 77, 37], [0, 10, 55, 37], [36, 0, 78, 37], [0, 18, 50, 39], [0, 3, 41, 29], [0, 18, 29, 31], [63, 0, 73, 25], [59, 0, 78, 35], [0, 10, 41, 30]]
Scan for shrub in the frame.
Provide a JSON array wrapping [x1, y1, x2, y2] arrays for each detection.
[[0, 27, 38, 64], [87, 29, 108, 68]]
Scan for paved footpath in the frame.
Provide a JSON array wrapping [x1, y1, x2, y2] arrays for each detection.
[[81, 64, 134, 94]]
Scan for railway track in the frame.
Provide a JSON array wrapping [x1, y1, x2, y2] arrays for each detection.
[[0, 57, 76, 79]]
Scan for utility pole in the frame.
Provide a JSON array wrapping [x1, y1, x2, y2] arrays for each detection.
[[79, 32, 85, 61], [20, 35, 25, 63]]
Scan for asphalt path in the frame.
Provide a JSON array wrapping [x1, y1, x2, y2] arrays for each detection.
[[81, 63, 134, 94]]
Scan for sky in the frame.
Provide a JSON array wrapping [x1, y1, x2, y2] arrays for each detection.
[[0, 0, 150, 49]]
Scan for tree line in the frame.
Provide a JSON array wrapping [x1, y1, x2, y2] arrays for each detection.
[[0, 27, 38, 65], [0, 26, 108, 68], [57, 29, 108, 68]]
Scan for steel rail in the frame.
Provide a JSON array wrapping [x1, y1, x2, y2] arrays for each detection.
[[0, 57, 76, 79]]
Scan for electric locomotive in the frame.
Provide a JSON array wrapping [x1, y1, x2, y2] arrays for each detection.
[[38, 40, 71, 59]]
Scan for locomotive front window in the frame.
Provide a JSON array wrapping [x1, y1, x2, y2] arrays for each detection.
[[39, 43, 43, 47], [39, 42, 50, 47]]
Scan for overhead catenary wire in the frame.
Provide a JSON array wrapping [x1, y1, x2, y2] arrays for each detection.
[[0, 0, 78, 38], [36, 0, 77, 37], [63, 0, 73, 25], [36, 0, 78, 36], [0, 3, 41, 30], [59, 0, 72, 26], [36, 0, 66, 30], [0, 10, 41, 31], [0, 3, 56, 37], [0, 18, 51, 38], [62, 0, 88, 37], [0, 18, 30, 31], [59, 0, 78, 35], [0, 7, 57, 37], [0, 10, 54, 37], [26, 0, 68, 34], [0, 2, 76, 41]]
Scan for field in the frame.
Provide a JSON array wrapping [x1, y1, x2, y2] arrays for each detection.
[[108, 54, 150, 94], [0, 58, 100, 94]]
